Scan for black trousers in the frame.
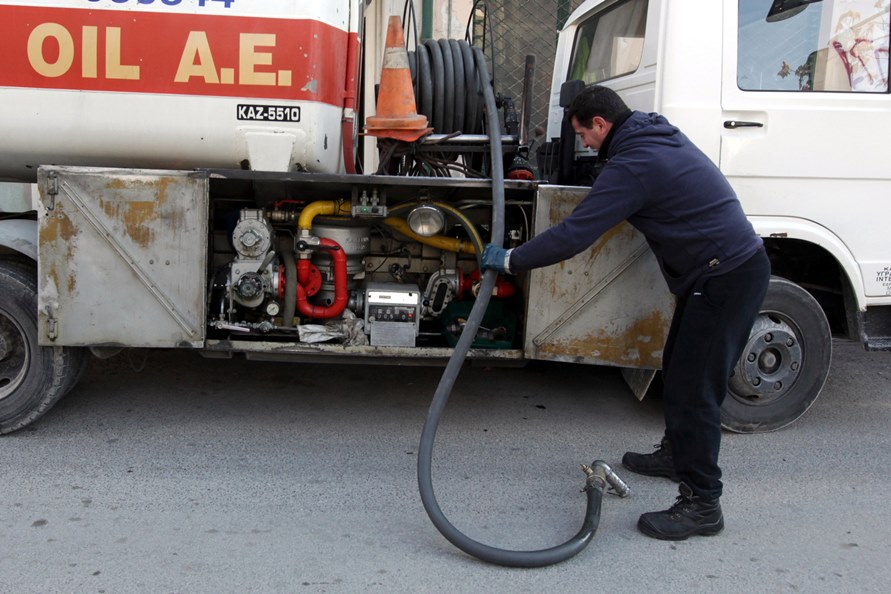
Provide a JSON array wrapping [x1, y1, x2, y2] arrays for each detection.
[[662, 248, 771, 500]]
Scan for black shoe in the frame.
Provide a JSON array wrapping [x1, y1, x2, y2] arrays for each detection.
[[638, 483, 724, 541], [622, 436, 680, 481]]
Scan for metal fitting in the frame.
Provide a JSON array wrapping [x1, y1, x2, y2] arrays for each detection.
[[581, 460, 631, 497]]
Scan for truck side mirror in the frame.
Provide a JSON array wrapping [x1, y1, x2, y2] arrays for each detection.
[[558, 80, 585, 185], [560, 79, 586, 108]]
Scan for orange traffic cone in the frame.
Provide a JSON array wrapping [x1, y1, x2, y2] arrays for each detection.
[[365, 16, 432, 143]]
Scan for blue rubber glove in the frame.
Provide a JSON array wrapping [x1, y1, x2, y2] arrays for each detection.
[[480, 244, 513, 274]]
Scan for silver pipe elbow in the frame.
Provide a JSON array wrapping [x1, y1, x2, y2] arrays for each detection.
[[589, 460, 631, 498]]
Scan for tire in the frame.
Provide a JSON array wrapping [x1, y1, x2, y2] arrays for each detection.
[[721, 276, 831, 433], [0, 260, 88, 434]]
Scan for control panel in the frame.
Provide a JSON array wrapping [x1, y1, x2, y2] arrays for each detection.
[[363, 283, 421, 347]]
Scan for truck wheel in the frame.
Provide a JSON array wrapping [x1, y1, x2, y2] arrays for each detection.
[[722, 276, 831, 433], [0, 261, 87, 435]]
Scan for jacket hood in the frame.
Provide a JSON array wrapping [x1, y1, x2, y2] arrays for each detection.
[[611, 111, 684, 153]]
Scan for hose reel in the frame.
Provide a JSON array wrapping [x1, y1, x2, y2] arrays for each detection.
[[374, 1, 526, 177], [409, 38, 483, 136]]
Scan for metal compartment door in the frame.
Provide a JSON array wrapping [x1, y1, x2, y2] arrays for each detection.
[[523, 185, 673, 371], [37, 167, 207, 348]]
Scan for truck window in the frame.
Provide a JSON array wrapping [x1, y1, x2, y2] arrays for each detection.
[[739, 0, 890, 92], [568, 0, 648, 84]]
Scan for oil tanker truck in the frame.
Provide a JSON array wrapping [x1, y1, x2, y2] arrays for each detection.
[[1, 0, 888, 435]]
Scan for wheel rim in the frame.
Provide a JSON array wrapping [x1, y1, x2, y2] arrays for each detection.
[[0, 309, 30, 401], [728, 312, 803, 406]]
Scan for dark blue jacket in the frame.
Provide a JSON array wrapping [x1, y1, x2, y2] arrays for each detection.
[[509, 111, 762, 296]]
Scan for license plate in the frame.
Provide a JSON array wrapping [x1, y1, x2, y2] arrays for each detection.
[[237, 105, 301, 122]]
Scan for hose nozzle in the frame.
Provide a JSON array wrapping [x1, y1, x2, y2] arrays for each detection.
[[582, 460, 631, 498]]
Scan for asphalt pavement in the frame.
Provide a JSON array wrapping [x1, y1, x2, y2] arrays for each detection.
[[1, 339, 889, 593]]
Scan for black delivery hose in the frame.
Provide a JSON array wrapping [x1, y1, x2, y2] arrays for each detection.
[[416, 47, 630, 568]]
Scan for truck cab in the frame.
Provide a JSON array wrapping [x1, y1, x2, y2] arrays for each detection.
[[545, 0, 891, 429]]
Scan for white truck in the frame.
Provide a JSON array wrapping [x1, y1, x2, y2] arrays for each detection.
[[0, 0, 887, 435], [538, 0, 891, 430]]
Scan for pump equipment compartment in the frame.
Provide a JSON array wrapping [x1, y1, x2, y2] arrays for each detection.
[[33, 166, 670, 370]]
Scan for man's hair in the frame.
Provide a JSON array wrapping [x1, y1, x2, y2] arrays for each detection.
[[566, 85, 629, 128]]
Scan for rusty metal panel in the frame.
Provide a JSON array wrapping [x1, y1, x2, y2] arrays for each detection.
[[36, 167, 207, 348], [523, 185, 674, 370]]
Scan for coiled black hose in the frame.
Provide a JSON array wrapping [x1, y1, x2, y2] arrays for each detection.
[[416, 47, 630, 568], [409, 39, 481, 134]]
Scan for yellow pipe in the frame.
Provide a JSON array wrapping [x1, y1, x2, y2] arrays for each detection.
[[388, 201, 484, 256], [297, 201, 351, 232], [383, 217, 476, 254], [297, 200, 478, 255]]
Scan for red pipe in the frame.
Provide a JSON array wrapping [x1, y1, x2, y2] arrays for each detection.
[[461, 269, 517, 299], [295, 237, 348, 319]]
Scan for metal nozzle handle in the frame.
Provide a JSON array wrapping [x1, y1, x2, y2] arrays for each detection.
[[590, 460, 631, 498]]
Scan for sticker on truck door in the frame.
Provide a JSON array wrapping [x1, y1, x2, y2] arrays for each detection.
[[866, 265, 891, 296]]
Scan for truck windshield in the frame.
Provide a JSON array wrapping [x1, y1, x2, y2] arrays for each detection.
[[739, 0, 890, 92], [568, 0, 648, 84]]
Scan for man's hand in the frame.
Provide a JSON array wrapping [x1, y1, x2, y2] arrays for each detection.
[[481, 244, 512, 274]]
